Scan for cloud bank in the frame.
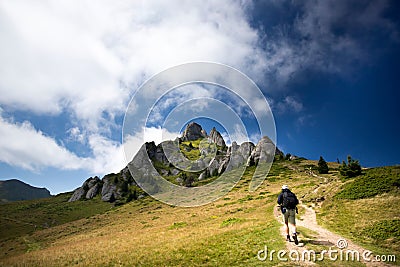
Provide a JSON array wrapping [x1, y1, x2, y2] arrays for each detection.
[[0, 0, 397, 176]]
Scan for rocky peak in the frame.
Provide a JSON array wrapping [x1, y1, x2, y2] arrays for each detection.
[[208, 127, 226, 147], [181, 122, 207, 141], [247, 136, 283, 166], [69, 123, 284, 204]]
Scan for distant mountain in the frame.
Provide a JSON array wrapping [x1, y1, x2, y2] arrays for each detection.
[[69, 122, 283, 203], [0, 179, 51, 202]]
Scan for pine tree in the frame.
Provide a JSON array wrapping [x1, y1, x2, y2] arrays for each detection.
[[317, 156, 329, 174]]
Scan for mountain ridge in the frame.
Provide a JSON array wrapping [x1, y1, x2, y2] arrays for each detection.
[[0, 179, 51, 202]]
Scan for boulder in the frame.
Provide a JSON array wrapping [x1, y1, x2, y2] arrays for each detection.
[[239, 142, 255, 158], [155, 144, 169, 164], [121, 166, 134, 183], [224, 141, 250, 172], [159, 169, 169, 176], [101, 174, 122, 202], [145, 141, 157, 159], [68, 176, 102, 202], [247, 136, 278, 166], [68, 187, 86, 202], [86, 183, 101, 199]]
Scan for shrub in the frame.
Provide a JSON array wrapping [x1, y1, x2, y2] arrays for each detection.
[[126, 187, 138, 202], [339, 155, 362, 178]]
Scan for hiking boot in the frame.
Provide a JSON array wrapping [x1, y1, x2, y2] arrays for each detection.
[[292, 233, 299, 245], [286, 235, 291, 242]]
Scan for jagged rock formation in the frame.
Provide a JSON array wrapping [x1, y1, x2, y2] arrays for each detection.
[[68, 176, 102, 202], [181, 122, 207, 141], [68, 167, 140, 203], [247, 136, 283, 166], [69, 123, 283, 203], [208, 127, 226, 147]]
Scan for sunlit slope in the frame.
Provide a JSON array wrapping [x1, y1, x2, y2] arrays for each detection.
[[1, 160, 398, 266]]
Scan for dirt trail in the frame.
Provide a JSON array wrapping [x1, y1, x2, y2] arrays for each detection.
[[273, 204, 393, 266]]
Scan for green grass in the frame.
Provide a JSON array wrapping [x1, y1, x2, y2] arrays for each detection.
[[319, 195, 400, 262], [0, 185, 287, 266], [179, 140, 202, 160], [267, 164, 291, 178], [0, 193, 112, 240], [362, 219, 400, 240], [169, 221, 188, 229], [220, 217, 243, 227], [1, 160, 399, 266], [335, 166, 400, 200], [360, 219, 400, 256]]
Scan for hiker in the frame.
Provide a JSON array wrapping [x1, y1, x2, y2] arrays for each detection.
[[277, 185, 299, 245]]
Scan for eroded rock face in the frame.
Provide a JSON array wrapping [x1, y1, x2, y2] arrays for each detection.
[[101, 175, 121, 202], [224, 141, 255, 172], [68, 176, 101, 202], [247, 136, 282, 166], [208, 127, 226, 147], [68, 187, 86, 202], [239, 142, 255, 159], [182, 122, 207, 141], [86, 183, 101, 199], [208, 158, 221, 177], [68, 169, 136, 203]]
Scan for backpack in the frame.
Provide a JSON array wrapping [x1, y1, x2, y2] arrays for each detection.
[[282, 191, 298, 209]]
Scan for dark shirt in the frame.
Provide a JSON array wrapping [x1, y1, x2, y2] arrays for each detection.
[[277, 189, 298, 209]]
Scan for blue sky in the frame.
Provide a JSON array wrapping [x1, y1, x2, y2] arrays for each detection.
[[0, 0, 399, 194]]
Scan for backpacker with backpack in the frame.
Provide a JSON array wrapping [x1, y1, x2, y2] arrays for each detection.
[[282, 191, 298, 209]]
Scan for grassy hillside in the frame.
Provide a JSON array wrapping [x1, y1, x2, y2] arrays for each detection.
[[0, 193, 113, 258], [317, 166, 400, 257], [0, 160, 398, 266]]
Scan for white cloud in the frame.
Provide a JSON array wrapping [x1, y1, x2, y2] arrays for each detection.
[[86, 134, 125, 174], [67, 127, 85, 143], [123, 127, 180, 164], [0, 0, 268, 131], [147, 84, 214, 125], [0, 0, 273, 176], [0, 111, 181, 174], [7, 0, 393, 176], [0, 115, 86, 171]]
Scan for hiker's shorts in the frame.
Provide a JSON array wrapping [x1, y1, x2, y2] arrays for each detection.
[[282, 208, 296, 225]]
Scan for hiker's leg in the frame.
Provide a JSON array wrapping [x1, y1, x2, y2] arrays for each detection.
[[282, 211, 290, 241], [288, 210, 296, 234], [289, 222, 296, 235], [288, 210, 298, 244], [285, 223, 289, 235]]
